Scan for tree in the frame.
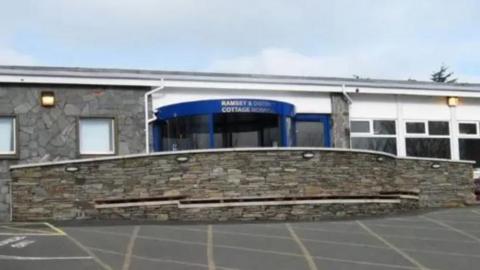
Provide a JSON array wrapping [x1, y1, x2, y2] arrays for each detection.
[[431, 65, 457, 83]]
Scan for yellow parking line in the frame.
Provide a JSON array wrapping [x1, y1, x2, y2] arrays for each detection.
[[43, 223, 66, 236], [356, 221, 429, 270], [207, 225, 216, 270], [1, 225, 54, 235], [286, 223, 319, 270]]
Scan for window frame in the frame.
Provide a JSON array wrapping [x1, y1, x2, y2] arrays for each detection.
[[404, 119, 452, 159], [0, 115, 18, 159], [458, 121, 479, 137], [404, 120, 450, 138], [77, 116, 117, 157], [350, 119, 397, 138], [350, 118, 398, 155]]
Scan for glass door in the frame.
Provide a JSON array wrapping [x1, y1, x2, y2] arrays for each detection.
[[294, 114, 331, 147]]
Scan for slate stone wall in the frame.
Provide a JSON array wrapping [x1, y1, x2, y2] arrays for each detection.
[[331, 94, 350, 148], [0, 84, 147, 220], [10, 149, 475, 221]]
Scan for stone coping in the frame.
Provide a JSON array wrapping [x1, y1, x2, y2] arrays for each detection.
[[9, 147, 475, 170]]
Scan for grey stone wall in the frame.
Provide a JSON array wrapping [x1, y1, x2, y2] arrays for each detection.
[[10, 149, 475, 221], [0, 84, 147, 220], [331, 93, 350, 148]]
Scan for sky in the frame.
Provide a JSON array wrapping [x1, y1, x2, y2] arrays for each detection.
[[0, 0, 479, 82]]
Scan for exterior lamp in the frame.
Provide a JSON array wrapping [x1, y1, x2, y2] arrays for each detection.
[[175, 156, 189, 163], [302, 152, 315, 159], [447, 97, 459, 107], [41, 91, 55, 107]]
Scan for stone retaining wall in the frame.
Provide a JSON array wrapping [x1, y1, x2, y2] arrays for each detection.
[[10, 148, 476, 221], [0, 84, 147, 220]]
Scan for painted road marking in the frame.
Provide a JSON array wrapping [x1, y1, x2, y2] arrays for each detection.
[[356, 221, 429, 270], [68, 226, 417, 269], [44, 222, 66, 235], [86, 245, 237, 270], [286, 223, 319, 270], [421, 216, 480, 243], [11, 240, 35, 248], [0, 254, 93, 260], [207, 225, 216, 270], [122, 226, 140, 270], [1, 225, 53, 234], [47, 223, 113, 270], [472, 210, 480, 216], [0, 236, 26, 247]]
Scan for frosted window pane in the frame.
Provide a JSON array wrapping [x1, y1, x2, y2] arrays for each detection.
[[79, 119, 113, 154], [0, 117, 14, 153]]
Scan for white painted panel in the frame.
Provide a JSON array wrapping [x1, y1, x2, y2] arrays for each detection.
[[350, 94, 397, 119], [456, 98, 480, 121], [152, 88, 332, 113], [401, 96, 450, 120]]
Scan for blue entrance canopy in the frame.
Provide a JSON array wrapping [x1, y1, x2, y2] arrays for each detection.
[[155, 99, 295, 120]]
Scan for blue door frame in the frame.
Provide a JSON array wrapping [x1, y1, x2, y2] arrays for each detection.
[[294, 114, 332, 147], [152, 99, 296, 151]]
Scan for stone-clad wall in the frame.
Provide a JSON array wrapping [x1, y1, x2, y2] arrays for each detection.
[[331, 94, 350, 148], [10, 149, 475, 221], [0, 84, 147, 220]]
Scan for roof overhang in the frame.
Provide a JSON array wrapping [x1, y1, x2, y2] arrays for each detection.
[[1, 65, 480, 98]]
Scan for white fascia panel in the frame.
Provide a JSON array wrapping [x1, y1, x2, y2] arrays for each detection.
[[355, 86, 480, 98]]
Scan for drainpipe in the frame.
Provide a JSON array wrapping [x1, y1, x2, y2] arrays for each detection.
[[144, 78, 165, 154], [341, 84, 353, 149], [341, 84, 353, 105]]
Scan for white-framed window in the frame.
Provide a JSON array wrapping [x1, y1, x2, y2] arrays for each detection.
[[79, 118, 115, 155], [458, 121, 480, 167], [350, 119, 397, 155], [0, 116, 16, 155], [405, 120, 450, 159]]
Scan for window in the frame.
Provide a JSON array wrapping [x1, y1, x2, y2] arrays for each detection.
[[79, 118, 115, 155], [296, 121, 324, 147], [459, 139, 480, 167], [0, 117, 15, 155], [459, 122, 478, 135], [458, 121, 480, 167], [428, 121, 449, 135], [406, 122, 426, 134], [351, 119, 397, 155], [214, 113, 280, 148], [294, 114, 330, 147], [405, 120, 451, 159], [351, 121, 370, 133], [161, 115, 210, 151]]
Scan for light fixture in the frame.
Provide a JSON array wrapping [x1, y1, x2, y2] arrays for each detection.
[[447, 96, 459, 107], [302, 152, 315, 159], [65, 166, 79, 172], [176, 156, 189, 163], [41, 91, 55, 107], [377, 157, 384, 162], [431, 163, 441, 169]]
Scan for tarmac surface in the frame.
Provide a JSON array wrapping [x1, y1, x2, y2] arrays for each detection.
[[0, 206, 480, 270]]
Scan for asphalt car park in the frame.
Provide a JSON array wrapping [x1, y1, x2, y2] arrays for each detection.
[[0, 206, 480, 270]]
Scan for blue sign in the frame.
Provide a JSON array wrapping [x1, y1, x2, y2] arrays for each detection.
[[155, 99, 295, 120]]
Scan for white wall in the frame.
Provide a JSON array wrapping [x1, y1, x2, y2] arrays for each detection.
[[456, 98, 480, 121], [350, 94, 480, 160], [152, 88, 332, 114]]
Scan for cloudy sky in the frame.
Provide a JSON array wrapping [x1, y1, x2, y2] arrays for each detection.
[[1, 0, 479, 82]]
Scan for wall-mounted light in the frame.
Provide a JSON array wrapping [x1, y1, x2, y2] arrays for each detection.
[[431, 163, 441, 169], [41, 91, 55, 107], [65, 166, 79, 172], [176, 156, 189, 163], [377, 157, 384, 162], [302, 152, 315, 159], [447, 96, 459, 107]]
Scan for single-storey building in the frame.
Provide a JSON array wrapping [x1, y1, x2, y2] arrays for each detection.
[[0, 65, 478, 221]]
